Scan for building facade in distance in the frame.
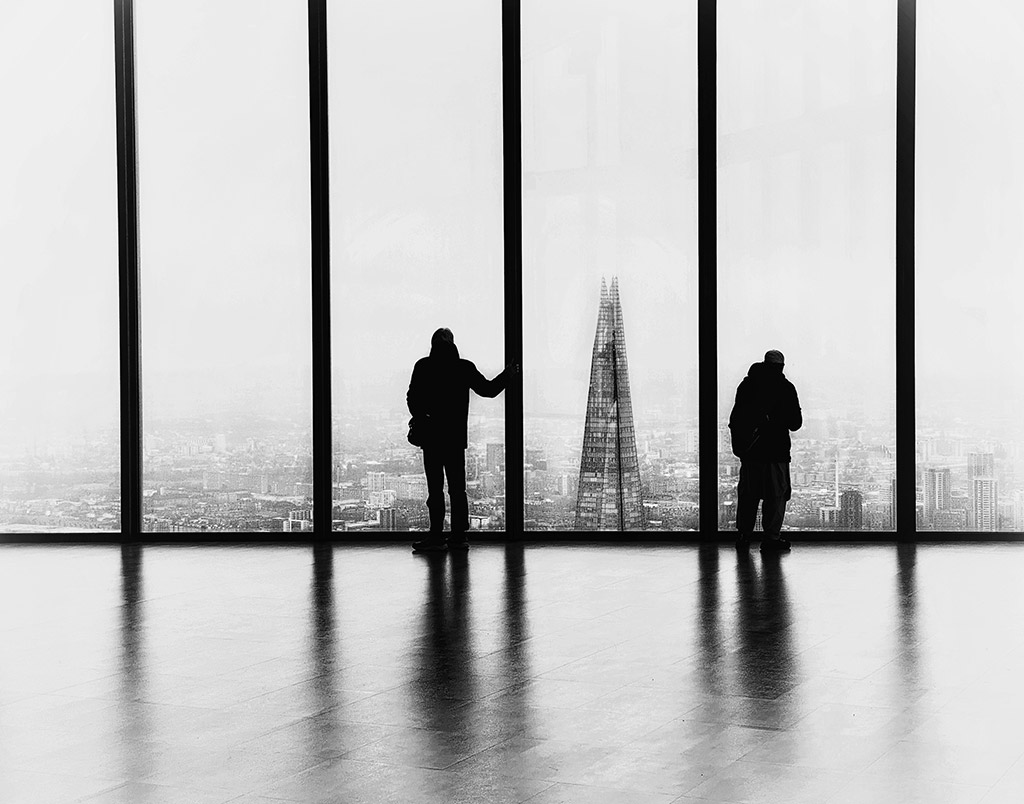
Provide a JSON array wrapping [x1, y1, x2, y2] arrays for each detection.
[[575, 278, 645, 530]]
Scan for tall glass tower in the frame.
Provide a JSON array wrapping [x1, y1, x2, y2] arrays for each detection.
[[575, 278, 645, 530]]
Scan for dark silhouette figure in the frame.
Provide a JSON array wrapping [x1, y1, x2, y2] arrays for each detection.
[[729, 349, 802, 552], [407, 328, 509, 552]]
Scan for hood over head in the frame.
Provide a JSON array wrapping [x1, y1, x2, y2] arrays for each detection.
[[429, 327, 460, 360]]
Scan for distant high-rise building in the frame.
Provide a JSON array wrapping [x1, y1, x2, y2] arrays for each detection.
[[466, 451, 480, 482], [839, 490, 863, 530], [968, 452, 994, 479], [971, 476, 998, 531], [575, 278, 644, 531], [367, 471, 386, 495], [889, 477, 897, 530], [1014, 491, 1024, 532], [369, 489, 397, 509], [923, 467, 951, 525], [525, 448, 547, 471], [967, 453, 995, 529], [283, 509, 313, 533], [486, 443, 505, 475]]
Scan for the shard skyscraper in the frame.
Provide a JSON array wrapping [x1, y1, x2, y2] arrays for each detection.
[[575, 278, 645, 531]]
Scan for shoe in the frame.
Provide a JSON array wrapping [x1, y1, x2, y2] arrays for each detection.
[[760, 537, 791, 553], [412, 539, 447, 554], [447, 535, 470, 550], [735, 533, 750, 549]]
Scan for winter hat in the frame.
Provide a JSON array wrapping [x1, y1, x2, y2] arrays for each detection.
[[764, 349, 785, 365]]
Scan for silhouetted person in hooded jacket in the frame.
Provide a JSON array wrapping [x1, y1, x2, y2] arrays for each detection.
[[729, 349, 802, 552], [407, 328, 509, 553]]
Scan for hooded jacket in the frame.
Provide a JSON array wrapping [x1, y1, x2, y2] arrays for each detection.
[[406, 338, 507, 450], [728, 361, 802, 462]]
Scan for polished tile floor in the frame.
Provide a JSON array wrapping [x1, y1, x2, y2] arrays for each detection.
[[1, 542, 1022, 803]]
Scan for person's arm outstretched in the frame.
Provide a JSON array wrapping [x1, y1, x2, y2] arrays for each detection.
[[466, 361, 510, 398]]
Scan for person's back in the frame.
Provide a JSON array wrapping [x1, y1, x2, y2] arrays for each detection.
[[407, 340, 504, 450], [407, 328, 508, 552], [729, 361, 802, 463], [729, 350, 802, 552]]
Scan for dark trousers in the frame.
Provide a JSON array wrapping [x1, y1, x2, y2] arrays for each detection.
[[423, 447, 468, 534], [737, 460, 792, 538]]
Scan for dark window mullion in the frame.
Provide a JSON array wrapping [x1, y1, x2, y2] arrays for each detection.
[[503, 0, 524, 539], [896, 0, 916, 538], [113, 0, 142, 539], [698, 0, 718, 538], [309, 0, 332, 538]]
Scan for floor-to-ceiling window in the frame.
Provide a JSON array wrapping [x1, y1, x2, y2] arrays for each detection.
[[136, 0, 312, 533], [717, 0, 897, 534], [328, 0, 505, 534], [917, 0, 1024, 533], [0, 2, 121, 534], [522, 0, 700, 532]]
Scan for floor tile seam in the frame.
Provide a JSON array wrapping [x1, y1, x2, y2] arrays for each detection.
[[986, 750, 1024, 788], [723, 735, 905, 774], [314, 679, 424, 705], [614, 711, 735, 749], [78, 780, 240, 804], [714, 757, 860, 781], [668, 714, 790, 733], [885, 733, 1024, 763], [520, 779, 682, 802], [783, 699, 913, 732], [525, 599, 638, 622], [135, 756, 326, 798], [5, 755, 133, 782], [507, 654, 619, 682], [528, 647, 663, 680], [819, 767, 993, 804], [575, 688, 698, 715], [335, 729, 518, 772], [514, 682, 653, 706], [855, 741, 1015, 787], [219, 673, 375, 709], [0, 766, 128, 787], [255, 751, 404, 793]]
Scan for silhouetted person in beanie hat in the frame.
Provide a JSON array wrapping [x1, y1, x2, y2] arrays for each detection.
[[407, 328, 510, 553], [729, 349, 802, 552]]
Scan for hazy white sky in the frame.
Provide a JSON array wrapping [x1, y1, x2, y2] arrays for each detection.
[[0, 1, 119, 441], [135, 0, 312, 422], [329, 0, 505, 423], [717, 0, 896, 424], [522, 0, 699, 424], [917, 0, 1024, 424], [3, 0, 1024, 447]]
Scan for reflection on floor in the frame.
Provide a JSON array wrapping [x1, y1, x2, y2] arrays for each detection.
[[0, 542, 1022, 803]]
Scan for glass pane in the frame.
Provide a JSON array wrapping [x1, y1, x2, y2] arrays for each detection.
[[522, 1, 700, 532], [137, 1, 312, 533], [717, 1, 897, 533], [917, 2, 1024, 532], [0, 2, 120, 534], [329, 1, 505, 533]]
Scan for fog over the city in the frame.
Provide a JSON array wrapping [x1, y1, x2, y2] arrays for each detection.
[[917, 0, 1024, 428], [2, 0, 1024, 454], [329, 0, 505, 424], [1, 1, 120, 452]]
